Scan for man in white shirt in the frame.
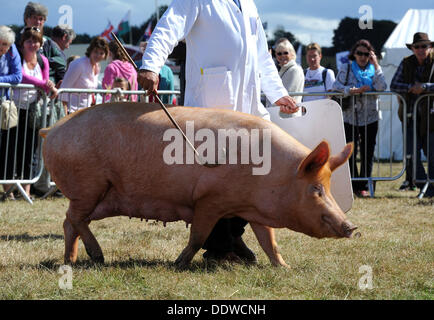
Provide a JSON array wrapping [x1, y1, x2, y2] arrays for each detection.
[[138, 0, 298, 264], [303, 43, 336, 102]]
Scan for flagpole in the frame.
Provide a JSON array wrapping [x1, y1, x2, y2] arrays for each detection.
[[129, 10, 132, 44], [155, 0, 159, 21]]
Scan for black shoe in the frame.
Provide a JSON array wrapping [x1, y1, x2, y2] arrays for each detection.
[[32, 188, 47, 198], [232, 237, 257, 264], [399, 181, 416, 191], [203, 250, 243, 264], [423, 188, 434, 198], [52, 190, 64, 198]]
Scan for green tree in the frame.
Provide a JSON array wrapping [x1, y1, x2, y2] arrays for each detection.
[[332, 17, 396, 53], [268, 26, 299, 49], [134, 5, 169, 44]]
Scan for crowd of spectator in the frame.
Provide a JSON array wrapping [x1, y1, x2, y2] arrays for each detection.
[[269, 35, 432, 198], [0, 1, 433, 200], [0, 1, 141, 199]]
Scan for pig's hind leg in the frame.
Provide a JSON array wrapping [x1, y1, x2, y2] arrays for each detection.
[[62, 179, 112, 264], [63, 217, 80, 264], [65, 200, 105, 264]]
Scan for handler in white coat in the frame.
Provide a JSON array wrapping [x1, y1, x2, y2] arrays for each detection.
[[138, 0, 298, 263], [139, 0, 298, 117]]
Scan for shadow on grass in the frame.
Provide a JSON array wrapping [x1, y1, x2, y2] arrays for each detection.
[[33, 257, 260, 274], [0, 233, 64, 242]]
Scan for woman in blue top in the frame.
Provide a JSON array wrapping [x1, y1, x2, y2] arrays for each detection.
[[0, 25, 23, 198], [332, 39, 387, 197], [0, 26, 22, 95]]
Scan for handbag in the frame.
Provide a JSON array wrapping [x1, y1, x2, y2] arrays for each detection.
[[332, 64, 352, 110], [0, 99, 18, 130], [28, 98, 46, 130]]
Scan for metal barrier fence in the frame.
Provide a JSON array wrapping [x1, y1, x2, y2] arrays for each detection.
[[268, 91, 408, 197], [39, 87, 181, 199], [412, 93, 434, 199], [0, 83, 48, 204], [2, 85, 420, 202]]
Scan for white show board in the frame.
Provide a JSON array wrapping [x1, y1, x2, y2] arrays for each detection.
[[268, 99, 353, 212]]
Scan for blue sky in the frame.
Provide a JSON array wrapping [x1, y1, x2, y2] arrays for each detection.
[[2, 0, 433, 46]]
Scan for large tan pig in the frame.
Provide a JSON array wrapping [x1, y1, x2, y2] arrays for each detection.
[[40, 103, 357, 268]]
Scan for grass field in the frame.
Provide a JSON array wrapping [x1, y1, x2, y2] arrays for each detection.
[[0, 164, 433, 300]]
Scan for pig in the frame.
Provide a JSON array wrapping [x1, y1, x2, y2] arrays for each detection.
[[40, 102, 357, 268]]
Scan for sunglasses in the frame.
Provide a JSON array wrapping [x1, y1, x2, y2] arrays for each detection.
[[355, 51, 370, 57], [23, 26, 41, 33], [276, 51, 289, 56], [413, 44, 429, 49]]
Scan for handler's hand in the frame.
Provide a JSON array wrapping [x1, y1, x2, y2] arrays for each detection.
[[275, 96, 299, 114], [138, 70, 159, 95]]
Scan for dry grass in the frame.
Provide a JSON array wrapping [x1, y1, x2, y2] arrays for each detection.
[[0, 164, 433, 300]]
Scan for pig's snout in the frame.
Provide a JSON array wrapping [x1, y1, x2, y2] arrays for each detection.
[[342, 221, 358, 238], [322, 215, 358, 238]]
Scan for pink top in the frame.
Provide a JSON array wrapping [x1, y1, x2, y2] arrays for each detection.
[[102, 60, 138, 102], [21, 54, 51, 93]]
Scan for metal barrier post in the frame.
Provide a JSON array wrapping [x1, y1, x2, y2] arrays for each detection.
[[412, 93, 434, 199], [40, 87, 181, 199], [0, 83, 48, 204], [266, 91, 407, 197]]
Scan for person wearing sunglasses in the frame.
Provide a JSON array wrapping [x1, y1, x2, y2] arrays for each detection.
[[332, 39, 387, 198], [391, 32, 434, 197], [266, 39, 304, 106]]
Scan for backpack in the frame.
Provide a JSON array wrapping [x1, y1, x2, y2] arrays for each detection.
[[304, 68, 329, 90]]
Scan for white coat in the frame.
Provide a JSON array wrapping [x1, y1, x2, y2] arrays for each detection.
[[140, 0, 288, 120]]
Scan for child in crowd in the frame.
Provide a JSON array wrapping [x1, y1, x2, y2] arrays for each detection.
[[110, 77, 130, 102]]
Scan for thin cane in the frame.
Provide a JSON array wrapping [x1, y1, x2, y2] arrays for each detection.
[[110, 32, 217, 167]]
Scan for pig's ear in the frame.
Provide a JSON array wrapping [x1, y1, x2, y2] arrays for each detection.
[[329, 142, 353, 172], [297, 141, 330, 178]]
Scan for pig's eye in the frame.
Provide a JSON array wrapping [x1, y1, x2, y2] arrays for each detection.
[[312, 184, 324, 197]]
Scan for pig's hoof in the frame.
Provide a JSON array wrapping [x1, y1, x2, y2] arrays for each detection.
[[90, 255, 105, 264], [94, 256, 105, 264], [174, 259, 189, 270]]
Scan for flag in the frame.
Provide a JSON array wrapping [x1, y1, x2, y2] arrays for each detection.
[[116, 10, 131, 37], [142, 21, 153, 41], [336, 51, 350, 71], [295, 44, 302, 66], [100, 21, 114, 41]]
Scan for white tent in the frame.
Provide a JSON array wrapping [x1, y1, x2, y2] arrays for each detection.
[[377, 9, 434, 160]]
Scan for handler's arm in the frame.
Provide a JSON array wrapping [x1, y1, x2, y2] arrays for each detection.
[[139, 0, 200, 94]]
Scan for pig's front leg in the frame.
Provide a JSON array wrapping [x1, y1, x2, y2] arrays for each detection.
[[250, 222, 290, 268], [175, 202, 221, 269]]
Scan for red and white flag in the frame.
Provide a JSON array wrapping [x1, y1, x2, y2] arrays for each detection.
[[143, 21, 153, 41], [100, 21, 114, 41]]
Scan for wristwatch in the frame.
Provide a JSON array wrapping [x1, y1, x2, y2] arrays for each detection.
[[422, 83, 427, 91]]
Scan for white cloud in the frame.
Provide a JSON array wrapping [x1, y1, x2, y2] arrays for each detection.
[[261, 13, 340, 46]]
